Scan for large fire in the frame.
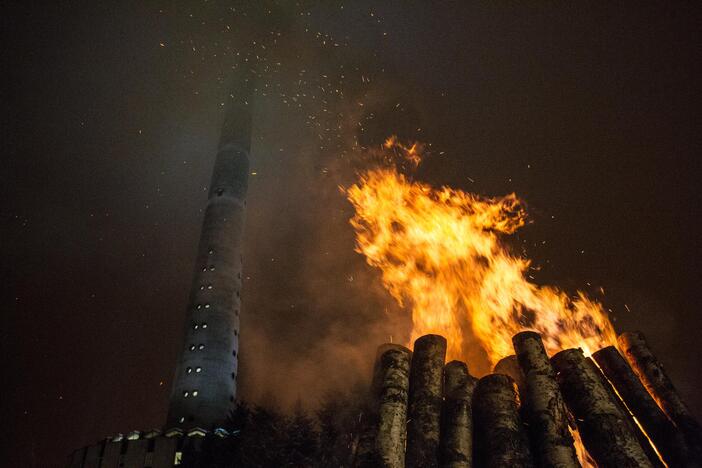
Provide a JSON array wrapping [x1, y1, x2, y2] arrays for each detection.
[[346, 139, 617, 367]]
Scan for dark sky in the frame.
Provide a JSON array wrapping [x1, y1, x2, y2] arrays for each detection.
[[3, 1, 702, 466]]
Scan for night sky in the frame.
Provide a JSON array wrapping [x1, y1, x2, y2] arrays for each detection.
[[3, 2, 702, 466]]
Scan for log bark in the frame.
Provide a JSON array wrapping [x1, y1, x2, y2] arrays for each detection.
[[594, 345, 693, 467], [440, 361, 477, 468], [473, 374, 534, 468], [354, 343, 408, 468], [551, 348, 653, 467], [586, 356, 664, 467], [512, 331, 581, 468], [406, 334, 447, 468], [494, 355, 526, 398], [619, 331, 702, 460], [375, 345, 412, 468]]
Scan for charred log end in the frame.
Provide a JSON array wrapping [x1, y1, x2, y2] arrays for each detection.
[[494, 355, 526, 397], [372, 343, 412, 396], [444, 360, 470, 396], [513, 331, 552, 375]]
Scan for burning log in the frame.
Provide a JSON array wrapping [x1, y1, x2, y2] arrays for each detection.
[[440, 361, 477, 468], [585, 356, 665, 467], [593, 345, 693, 466], [512, 331, 581, 468], [494, 355, 526, 397], [406, 334, 447, 468], [473, 374, 534, 468], [619, 331, 702, 459], [551, 348, 654, 467]]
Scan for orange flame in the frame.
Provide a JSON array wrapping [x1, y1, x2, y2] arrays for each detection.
[[346, 143, 616, 367]]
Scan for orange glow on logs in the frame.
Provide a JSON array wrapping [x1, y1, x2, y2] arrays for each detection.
[[346, 142, 616, 367]]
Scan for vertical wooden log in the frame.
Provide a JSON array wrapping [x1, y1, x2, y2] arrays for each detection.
[[619, 331, 702, 459], [512, 331, 581, 468], [375, 345, 412, 468], [354, 343, 405, 468], [593, 346, 693, 466], [494, 355, 526, 398], [406, 334, 447, 468], [440, 361, 476, 468], [551, 348, 654, 467], [473, 374, 534, 468]]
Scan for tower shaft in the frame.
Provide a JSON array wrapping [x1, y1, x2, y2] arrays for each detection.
[[166, 101, 251, 430]]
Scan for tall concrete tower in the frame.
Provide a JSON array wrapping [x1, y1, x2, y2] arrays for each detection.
[[166, 98, 251, 430]]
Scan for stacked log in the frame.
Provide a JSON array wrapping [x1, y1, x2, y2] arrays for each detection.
[[356, 331, 698, 467], [354, 344, 398, 467], [440, 361, 477, 468], [493, 355, 525, 397], [355, 344, 411, 467], [551, 348, 653, 467], [585, 356, 664, 467], [512, 331, 580, 468], [473, 374, 534, 468], [375, 345, 412, 468], [406, 334, 447, 468], [619, 331, 702, 460], [593, 345, 693, 466]]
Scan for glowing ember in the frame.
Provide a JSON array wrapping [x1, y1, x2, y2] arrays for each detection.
[[346, 139, 616, 367]]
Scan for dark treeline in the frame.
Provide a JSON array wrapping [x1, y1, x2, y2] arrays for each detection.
[[183, 388, 368, 468]]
